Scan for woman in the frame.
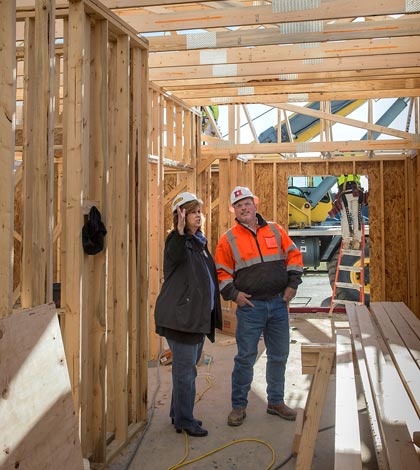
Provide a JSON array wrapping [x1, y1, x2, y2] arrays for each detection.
[[154, 192, 222, 437]]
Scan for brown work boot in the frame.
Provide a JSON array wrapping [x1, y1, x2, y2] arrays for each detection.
[[342, 241, 350, 250], [352, 240, 361, 250], [227, 408, 246, 426], [267, 403, 297, 421]]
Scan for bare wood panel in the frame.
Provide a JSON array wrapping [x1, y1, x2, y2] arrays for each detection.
[[366, 162, 383, 301], [346, 304, 389, 469], [335, 329, 362, 469], [0, 304, 84, 470], [383, 161, 407, 301], [356, 305, 420, 467], [371, 303, 420, 417], [254, 163, 274, 221]]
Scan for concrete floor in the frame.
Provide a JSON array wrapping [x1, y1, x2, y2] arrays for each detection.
[[100, 274, 378, 470]]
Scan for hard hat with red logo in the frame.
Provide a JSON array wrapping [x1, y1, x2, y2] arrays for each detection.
[[171, 192, 201, 213], [230, 186, 259, 205]]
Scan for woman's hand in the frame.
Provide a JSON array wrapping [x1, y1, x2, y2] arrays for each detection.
[[177, 206, 186, 234]]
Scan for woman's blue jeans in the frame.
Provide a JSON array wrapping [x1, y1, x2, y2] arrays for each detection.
[[167, 338, 204, 428], [232, 296, 290, 408]]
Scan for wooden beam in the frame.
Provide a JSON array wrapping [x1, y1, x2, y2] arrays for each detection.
[[137, 46, 149, 423], [116, 1, 419, 34], [111, 33, 130, 443], [148, 16, 420, 52], [149, 53, 420, 82], [0, 0, 16, 317], [149, 36, 420, 68], [88, 18, 108, 463], [275, 102, 413, 140], [62, 0, 87, 423], [169, 78, 420, 101], [154, 67, 420, 90], [201, 139, 419, 157]]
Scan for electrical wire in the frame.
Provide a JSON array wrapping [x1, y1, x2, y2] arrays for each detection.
[[168, 437, 276, 470], [123, 355, 367, 470]]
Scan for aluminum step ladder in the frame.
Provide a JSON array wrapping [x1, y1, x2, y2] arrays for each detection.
[[329, 224, 366, 314]]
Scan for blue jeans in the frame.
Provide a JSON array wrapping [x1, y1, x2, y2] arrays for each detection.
[[232, 297, 290, 408], [167, 338, 204, 428]]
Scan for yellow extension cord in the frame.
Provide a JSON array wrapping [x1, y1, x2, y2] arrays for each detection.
[[168, 354, 277, 470]]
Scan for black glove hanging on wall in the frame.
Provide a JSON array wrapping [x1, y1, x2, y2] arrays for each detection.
[[82, 206, 107, 255]]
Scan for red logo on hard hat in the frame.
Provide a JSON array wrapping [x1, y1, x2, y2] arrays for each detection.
[[234, 189, 243, 198]]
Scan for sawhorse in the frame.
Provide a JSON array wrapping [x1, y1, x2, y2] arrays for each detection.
[[292, 344, 336, 470]]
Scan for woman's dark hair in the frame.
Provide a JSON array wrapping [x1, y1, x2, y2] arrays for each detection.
[[173, 199, 203, 232]]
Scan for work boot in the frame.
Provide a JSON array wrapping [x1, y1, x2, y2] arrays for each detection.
[[227, 408, 246, 426], [352, 240, 361, 250], [342, 241, 350, 250], [267, 403, 297, 421]]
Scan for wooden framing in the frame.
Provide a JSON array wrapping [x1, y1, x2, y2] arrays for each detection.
[[3, 0, 149, 464], [0, 0, 16, 317], [3, 0, 420, 465]]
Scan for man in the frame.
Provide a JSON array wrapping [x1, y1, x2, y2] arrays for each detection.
[[337, 174, 364, 250], [215, 186, 303, 426]]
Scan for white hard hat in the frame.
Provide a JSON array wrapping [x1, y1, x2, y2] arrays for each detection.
[[171, 192, 199, 213], [230, 186, 258, 205]]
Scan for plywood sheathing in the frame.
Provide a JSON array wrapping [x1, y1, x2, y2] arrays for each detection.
[[243, 158, 419, 311], [0, 304, 84, 470]]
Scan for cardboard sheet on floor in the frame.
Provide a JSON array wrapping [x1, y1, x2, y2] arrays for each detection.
[[0, 303, 83, 470]]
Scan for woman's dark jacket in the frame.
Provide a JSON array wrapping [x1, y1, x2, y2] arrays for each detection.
[[154, 230, 222, 343]]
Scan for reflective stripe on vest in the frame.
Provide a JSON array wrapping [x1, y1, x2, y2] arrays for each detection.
[[225, 223, 286, 271]]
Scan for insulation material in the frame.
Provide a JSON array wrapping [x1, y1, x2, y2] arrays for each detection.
[[280, 20, 323, 34], [212, 64, 237, 77], [186, 32, 217, 49], [272, 0, 320, 13], [200, 49, 227, 65], [0, 304, 84, 470]]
